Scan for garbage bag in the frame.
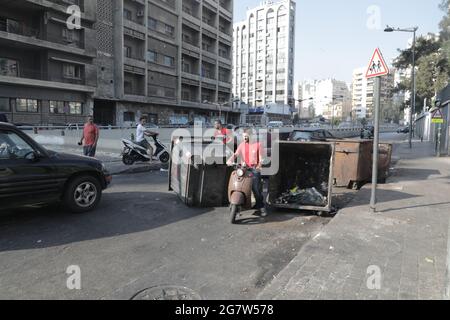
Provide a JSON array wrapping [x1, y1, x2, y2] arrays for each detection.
[[275, 187, 327, 206]]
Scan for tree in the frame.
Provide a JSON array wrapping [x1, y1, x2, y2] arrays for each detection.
[[392, 1, 450, 115]]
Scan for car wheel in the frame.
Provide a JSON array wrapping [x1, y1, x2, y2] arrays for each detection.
[[122, 154, 135, 165], [64, 175, 102, 213], [159, 151, 170, 163]]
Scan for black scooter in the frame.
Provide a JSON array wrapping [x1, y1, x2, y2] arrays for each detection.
[[121, 134, 170, 165]]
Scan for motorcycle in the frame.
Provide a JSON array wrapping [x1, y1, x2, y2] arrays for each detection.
[[121, 134, 170, 165], [227, 163, 269, 224]]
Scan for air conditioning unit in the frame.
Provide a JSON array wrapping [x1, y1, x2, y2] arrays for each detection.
[[137, 11, 144, 17]]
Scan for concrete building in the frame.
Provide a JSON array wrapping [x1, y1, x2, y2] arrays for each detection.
[[351, 66, 395, 120], [95, 0, 236, 126], [0, 0, 97, 125], [295, 79, 351, 120], [0, 0, 236, 126], [232, 0, 296, 124]]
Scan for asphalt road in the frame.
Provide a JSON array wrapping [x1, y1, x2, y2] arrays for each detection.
[[0, 132, 408, 300]]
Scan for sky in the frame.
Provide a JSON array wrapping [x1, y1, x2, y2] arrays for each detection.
[[234, 0, 445, 84]]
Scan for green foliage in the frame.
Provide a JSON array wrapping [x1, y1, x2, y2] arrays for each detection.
[[392, 1, 450, 114]]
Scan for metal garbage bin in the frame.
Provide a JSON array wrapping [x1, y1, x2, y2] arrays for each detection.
[[330, 139, 373, 190], [169, 139, 233, 207], [377, 143, 393, 183], [267, 141, 335, 214]]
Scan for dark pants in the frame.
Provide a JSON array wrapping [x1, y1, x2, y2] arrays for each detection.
[[83, 145, 97, 157], [250, 169, 264, 209]]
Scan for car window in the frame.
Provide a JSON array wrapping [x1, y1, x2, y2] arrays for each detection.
[[0, 130, 36, 160], [292, 132, 312, 140]]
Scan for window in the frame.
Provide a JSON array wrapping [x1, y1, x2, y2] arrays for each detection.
[[63, 64, 81, 79], [0, 97, 10, 112], [123, 9, 132, 20], [147, 50, 157, 63], [182, 62, 191, 73], [124, 46, 132, 58], [16, 99, 38, 113], [0, 57, 19, 77], [62, 29, 80, 44], [50, 101, 65, 114], [0, 130, 36, 160], [69, 102, 82, 115], [163, 55, 174, 67], [148, 17, 157, 30], [165, 24, 174, 37], [123, 111, 135, 122]]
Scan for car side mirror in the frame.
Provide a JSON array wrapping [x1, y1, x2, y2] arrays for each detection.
[[25, 151, 40, 162]]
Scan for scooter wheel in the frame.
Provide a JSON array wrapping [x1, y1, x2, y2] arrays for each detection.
[[122, 154, 135, 165], [159, 151, 170, 163], [230, 204, 239, 224]]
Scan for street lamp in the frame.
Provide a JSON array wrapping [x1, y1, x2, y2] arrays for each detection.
[[384, 25, 419, 149]]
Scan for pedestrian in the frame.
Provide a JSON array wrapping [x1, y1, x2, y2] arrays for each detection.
[[79, 115, 99, 157], [214, 120, 232, 144], [0, 113, 8, 123]]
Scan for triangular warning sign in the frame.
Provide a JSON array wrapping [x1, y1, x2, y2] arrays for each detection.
[[366, 48, 390, 79], [432, 109, 443, 119]]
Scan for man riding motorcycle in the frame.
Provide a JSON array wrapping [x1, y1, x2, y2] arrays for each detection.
[[227, 129, 267, 217], [136, 116, 159, 159]]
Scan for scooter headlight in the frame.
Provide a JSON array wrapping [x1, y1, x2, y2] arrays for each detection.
[[237, 168, 245, 177]]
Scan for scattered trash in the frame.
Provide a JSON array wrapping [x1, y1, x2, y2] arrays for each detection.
[[37, 240, 42, 244], [160, 168, 169, 172], [425, 258, 434, 264], [329, 246, 334, 250], [274, 186, 327, 206]]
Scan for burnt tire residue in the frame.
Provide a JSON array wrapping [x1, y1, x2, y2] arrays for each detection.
[[131, 285, 202, 300]]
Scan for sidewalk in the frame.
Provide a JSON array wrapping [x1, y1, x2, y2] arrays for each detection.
[[258, 141, 450, 300]]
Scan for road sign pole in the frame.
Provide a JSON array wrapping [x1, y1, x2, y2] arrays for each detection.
[[437, 123, 442, 157], [370, 76, 381, 213]]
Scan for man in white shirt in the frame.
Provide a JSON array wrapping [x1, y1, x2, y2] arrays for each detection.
[[136, 116, 158, 159]]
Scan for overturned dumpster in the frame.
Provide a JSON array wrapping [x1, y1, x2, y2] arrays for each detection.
[[267, 141, 335, 214], [169, 138, 233, 207]]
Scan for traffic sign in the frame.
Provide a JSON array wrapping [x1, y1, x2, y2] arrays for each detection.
[[366, 48, 390, 79], [432, 109, 444, 124]]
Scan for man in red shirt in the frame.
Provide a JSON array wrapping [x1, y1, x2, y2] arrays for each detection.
[[79, 115, 99, 157], [227, 129, 266, 215], [214, 120, 232, 144]]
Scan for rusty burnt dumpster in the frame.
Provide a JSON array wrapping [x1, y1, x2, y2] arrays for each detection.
[[330, 139, 373, 190], [267, 141, 335, 215], [377, 143, 393, 183], [169, 138, 233, 207]]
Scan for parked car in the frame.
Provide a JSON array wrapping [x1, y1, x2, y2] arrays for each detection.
[[0, 123, 112, 213], [397, 126, 410, 134], [268, 121, 284, 128], [287, 129, 335, 142]]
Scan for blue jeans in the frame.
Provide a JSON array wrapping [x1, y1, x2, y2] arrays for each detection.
[[250, 169, 264, 209], [83, 145, 97, 157]]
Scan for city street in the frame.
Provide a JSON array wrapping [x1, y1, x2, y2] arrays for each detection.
[[0, 133, 406, 300]]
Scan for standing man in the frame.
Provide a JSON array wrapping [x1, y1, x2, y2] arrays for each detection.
[[79, 115, 99, 157], [227, 129, 266, 216], [136, 116, 159, 159], [214, 120, 232, 144]]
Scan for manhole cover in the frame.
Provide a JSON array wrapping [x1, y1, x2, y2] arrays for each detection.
[[131, 286, 202, 300]]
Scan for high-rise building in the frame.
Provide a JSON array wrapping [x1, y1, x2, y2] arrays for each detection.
[[232, 0, 296, 124], [351, 67, 394, 120], [0, 0, 98, 125], [95, 0, 236, 126], [295, 79, 351, 120]]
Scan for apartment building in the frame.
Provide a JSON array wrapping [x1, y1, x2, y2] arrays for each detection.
[[0, 0, 97, 125], [295, 79, 351, 120], [94, 0, 236, 126], [351, 67, 395, 120], [232, 0, 296, 124]]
